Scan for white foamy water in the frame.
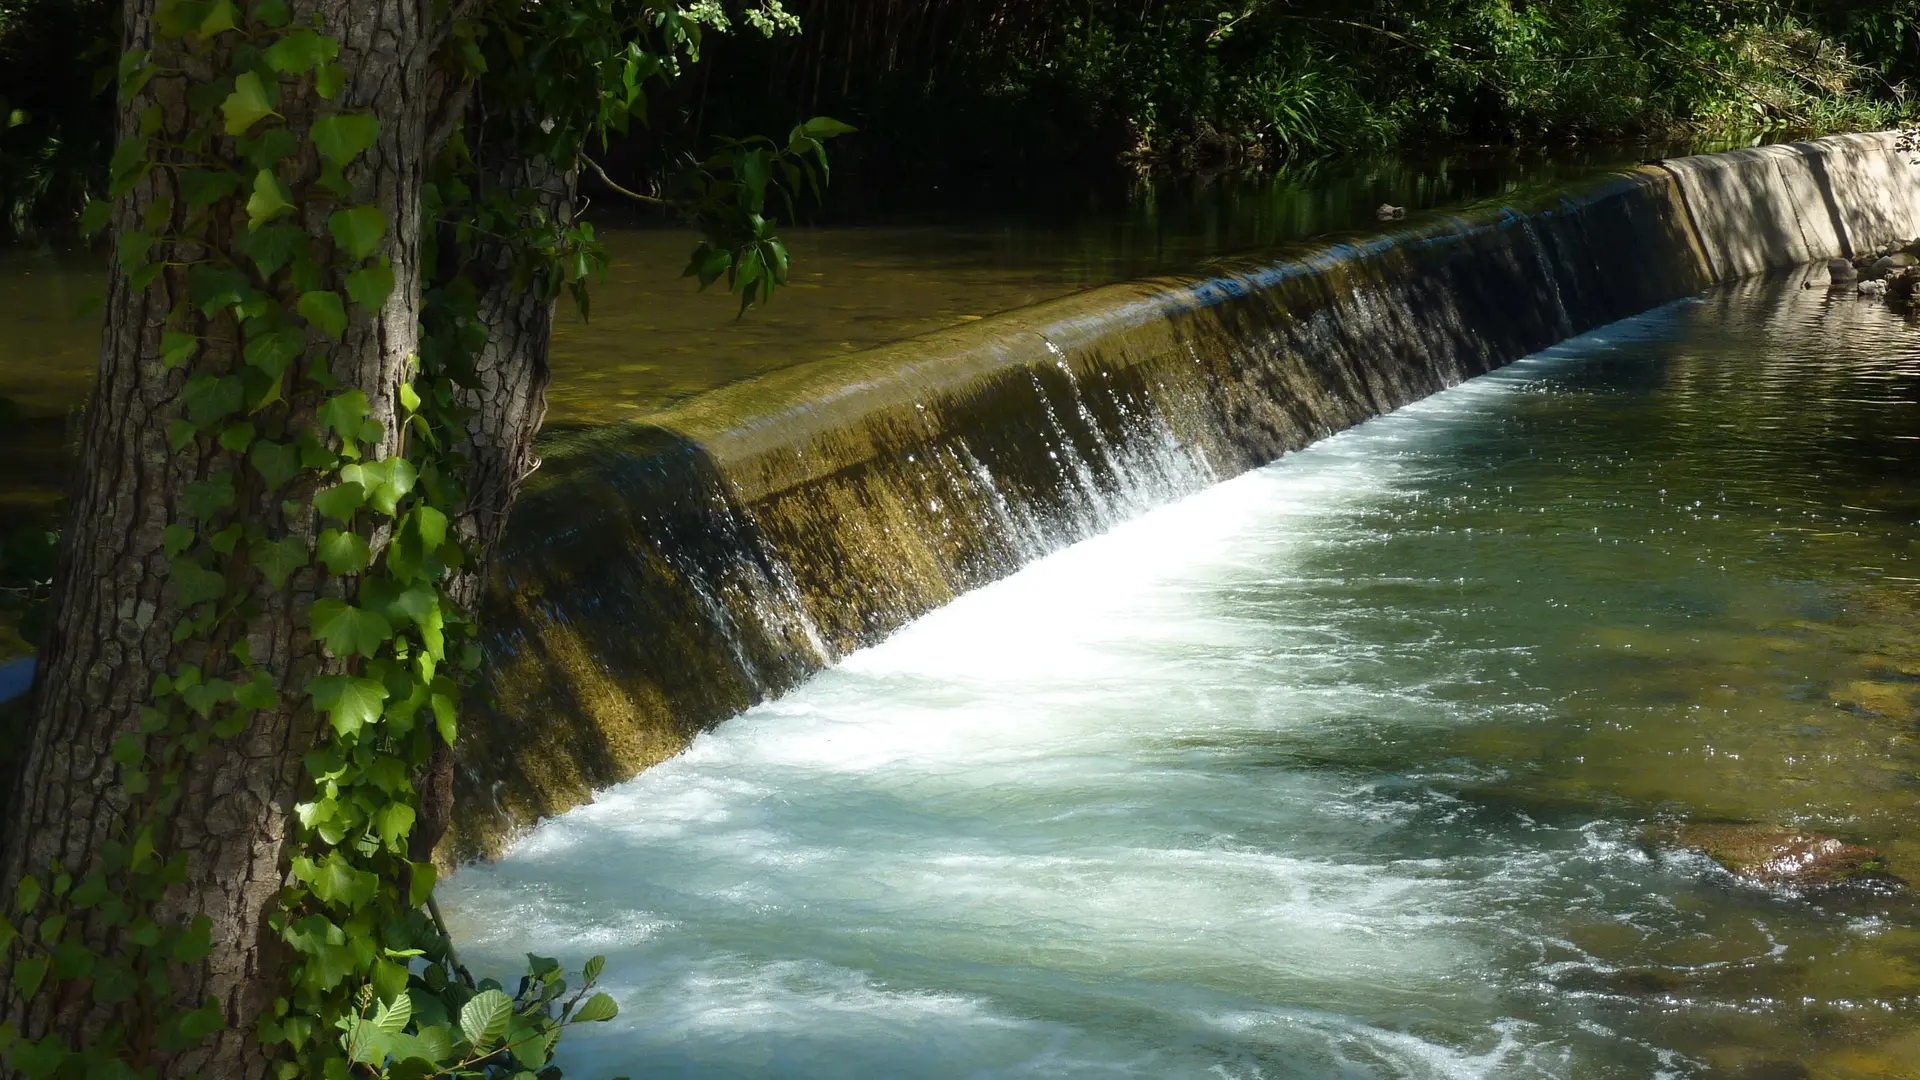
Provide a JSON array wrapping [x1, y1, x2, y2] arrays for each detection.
[[444, 285, 1920, 1079]]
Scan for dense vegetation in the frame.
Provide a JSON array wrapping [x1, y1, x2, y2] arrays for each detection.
[[8, 0, 1916, 233]]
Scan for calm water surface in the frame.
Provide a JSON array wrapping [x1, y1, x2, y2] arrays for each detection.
[[443, 280, 1920, 1079], [0, 153, 1631, 425]]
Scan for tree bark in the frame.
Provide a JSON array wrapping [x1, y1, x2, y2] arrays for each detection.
[[0, 0, 439, 1074], [414, 140, 575, 867]]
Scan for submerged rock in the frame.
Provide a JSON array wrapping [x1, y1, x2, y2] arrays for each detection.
[[1658, 822, 1898, 889], [1827, 258, 1860, 286], [1375, 203, 1407, 220]]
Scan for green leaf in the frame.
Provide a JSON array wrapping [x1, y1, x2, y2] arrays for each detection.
[[406, 861, 436, 908], [310, 113, 379, 166], [584, 954, 605, 984], [178, 168, 245, 209], [411, 505, 447, 549], [196, 0, 237, 35], [187, 264, 253, 315], [243, 325, 304, 379], [459, 989, 512, 1049], [11, 956, 48, 1000], [314, 62, 345, 100], [160, 330, 199, 371], [315, 528, 369, 574], [372, 802, 414, 849], [309, 598, 391, 658], [572, 991, 618, 1023], [313, 481, 366, 522], [249, 439, 300, 489], [251, 0, 288, 26], [801, 115, 856, 139], [162, 523, 194, 557], [298, 291, 347, 339], [246, 168, 293, 230], [293, 851, 378, 908], [251, 535, 307, 588], [218, 423, 254, 453], [308, 673, 388, 736], [222, 71, 277, 135], [182, 374, 244, 426], [78, 198, 113, 236], [262, 28, 337, 74], [327, 206, 384, 260], [169, 558, 227, 606], [343, 457, 416, 517], [16, 876, 40, 914], [345, 262, 394, 312], [242, 126, 299, 170], [235, 223, 305, 276]]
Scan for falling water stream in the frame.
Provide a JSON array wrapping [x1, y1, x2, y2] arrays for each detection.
[[442, 278, 1920, 1079]]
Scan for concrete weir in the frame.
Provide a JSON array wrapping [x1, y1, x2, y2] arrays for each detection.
[[448, 131, 1920, 860]]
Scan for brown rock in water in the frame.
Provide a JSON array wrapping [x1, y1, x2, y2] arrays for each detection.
[[1828, 257, 1861, 286], [1660, 822, 1895, 889]]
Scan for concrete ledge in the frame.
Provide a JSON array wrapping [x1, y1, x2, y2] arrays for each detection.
[[449, 132, 1920, 860]]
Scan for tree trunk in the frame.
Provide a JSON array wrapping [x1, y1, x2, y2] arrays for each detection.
[[414, 142, 574, 868], [0, 0, 439, 1073]]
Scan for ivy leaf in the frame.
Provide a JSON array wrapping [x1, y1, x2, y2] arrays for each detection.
[[196, 0, 237, 35], [309, 598, 392, 658], [78, 197, 113, 236], [327, 206, 385, 260], [262, 28, 337, 74], [313, 481, 366, 523], [242, 324, 305, 380], [294, 851, 378, 909], [168, 558, 227, 606], [181, 472, 236, 518], [160, 330, 199, 371], [310, 113, 379, 166], [801, 116, 857, 139], [177, 169, 245, 209], [162, 523, 194, 557], [572, 992, 618, 1023], [252, 0, 289, 27], [248, 441, 300, 492], [12, 955, 48, 1000], [372, 802, 414, 850], [221, 71, 277, 135], [298, 290, 347, 339], [182, 373, 244, 427], [251, 535, 307, 588], [308, 673, 389, 735], [187, 264, 253, 315], [346, 457, 417, 517], [345, 262, 394, 312], [314, 62, 345, 100], [235, 222, 305, 277], [406, 862, 437, 909], [315, 528, 369, 574], [246, 169, 293, 230], [459, 990, 512, 1050], [316, 389, 371, 442]]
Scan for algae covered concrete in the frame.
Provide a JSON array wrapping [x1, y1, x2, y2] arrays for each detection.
[[448, 132, 1920, 862]]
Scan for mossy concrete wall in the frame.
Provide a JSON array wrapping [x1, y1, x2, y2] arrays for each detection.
[[449, 131, 1920, 861]]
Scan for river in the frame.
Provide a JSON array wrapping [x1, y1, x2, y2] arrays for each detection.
[[442, 278, 1920, 1079]]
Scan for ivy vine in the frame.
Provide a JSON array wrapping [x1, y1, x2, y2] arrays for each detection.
[[0, 0, 841, 1076]]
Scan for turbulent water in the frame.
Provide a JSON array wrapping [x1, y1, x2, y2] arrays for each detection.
[[443, 278, 1920, 1079]]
